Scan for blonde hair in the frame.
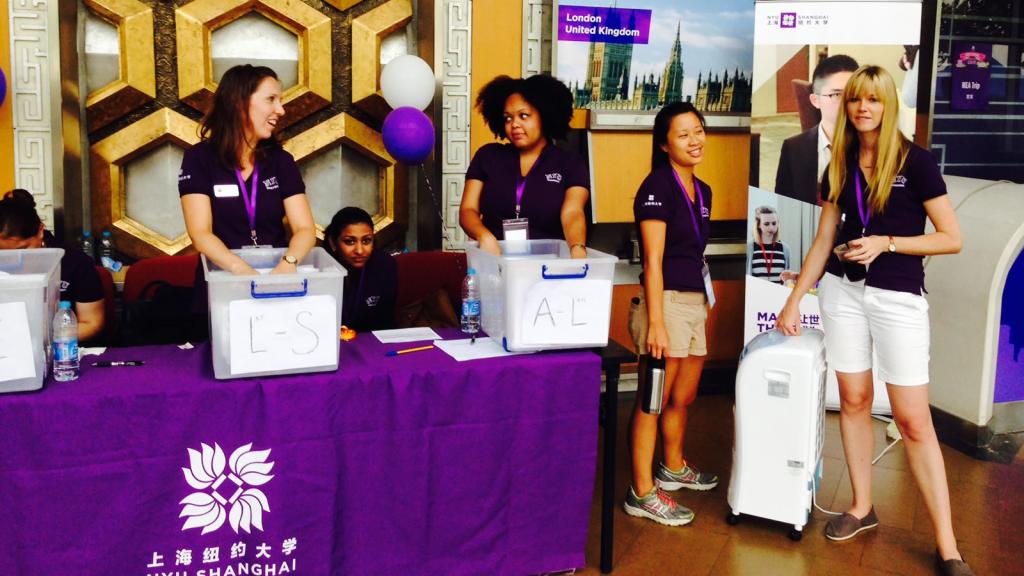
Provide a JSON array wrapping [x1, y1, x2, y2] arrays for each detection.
[[752, 205, 779, 244], [827, 65, 909, 214]]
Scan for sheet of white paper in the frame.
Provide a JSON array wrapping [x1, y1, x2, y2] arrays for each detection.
[[228, 294, 337, 375], [434, 338, 531, 362], [373, 327, 441, 344], [0, 301, 36, 382], [80, 347, 107, 357], [519, 278, 611, 345]]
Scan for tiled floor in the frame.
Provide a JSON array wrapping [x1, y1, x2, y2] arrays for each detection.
[[577, 395, 1024, 575]]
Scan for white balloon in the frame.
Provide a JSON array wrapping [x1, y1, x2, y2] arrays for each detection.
[[380, 54, 435, 111]]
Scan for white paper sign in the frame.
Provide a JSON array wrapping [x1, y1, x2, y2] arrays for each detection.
[[520, 279, 611, 345], [434, 338, 531, 362], [0, 301, 36, 382], [373, 327, 440, 344], [228, 294, 337, 376]]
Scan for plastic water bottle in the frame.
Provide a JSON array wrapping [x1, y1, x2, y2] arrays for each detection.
[[52, 301, 79, 382], [461, 267, 481, 336], [80, 231, 95, 262], [99, 230, 122, 271]]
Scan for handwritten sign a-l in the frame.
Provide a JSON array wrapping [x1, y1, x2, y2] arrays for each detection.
[[519, 279, 611, 345]]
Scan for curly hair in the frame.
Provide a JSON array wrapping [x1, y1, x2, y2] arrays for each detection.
[[475, 74, 574, 141]]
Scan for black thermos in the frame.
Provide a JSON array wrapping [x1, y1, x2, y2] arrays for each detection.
[[640, 356, 666, 414]]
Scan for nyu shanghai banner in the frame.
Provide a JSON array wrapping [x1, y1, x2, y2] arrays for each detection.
[[747, 0, 923, 414]]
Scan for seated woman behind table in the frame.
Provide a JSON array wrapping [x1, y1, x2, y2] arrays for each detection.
[[0, 189, 106, 342], [324, 207, 397, 332], [459, 74, 590, 257]]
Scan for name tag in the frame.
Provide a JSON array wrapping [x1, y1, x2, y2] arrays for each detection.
[[214, 184, 240, 198], [702, 262, 716, 309], [502, 218, 529, 242]]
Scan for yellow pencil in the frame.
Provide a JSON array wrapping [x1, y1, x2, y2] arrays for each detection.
[[385, 344, 435, 357]]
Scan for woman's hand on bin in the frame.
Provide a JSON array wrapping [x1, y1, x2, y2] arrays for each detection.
[[478, 232, 502, 256]]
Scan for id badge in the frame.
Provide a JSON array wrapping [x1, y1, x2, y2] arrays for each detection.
[[502, 218, 529, 242], [213, 184, 240, 198], [702, 261, 716, 309]]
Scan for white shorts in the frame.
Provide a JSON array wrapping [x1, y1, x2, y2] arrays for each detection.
[[818, 273, 931, 386]]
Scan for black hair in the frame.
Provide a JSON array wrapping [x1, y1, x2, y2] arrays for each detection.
[[200, 64, 280, 169], [323, 207, 375, 262], [0, 189, 42, 239], [475, 74, 574, 141], [651, 102, 705, 170], [811, 54, 859, 93]]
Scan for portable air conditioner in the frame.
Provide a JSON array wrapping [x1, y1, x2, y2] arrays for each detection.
[[727, 328, 827, 541]]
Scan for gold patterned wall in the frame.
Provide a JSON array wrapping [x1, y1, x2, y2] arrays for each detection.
[[84, 0, 413, 259]]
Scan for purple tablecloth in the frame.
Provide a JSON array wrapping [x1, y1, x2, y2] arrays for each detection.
[[0, 331, 601, 575]]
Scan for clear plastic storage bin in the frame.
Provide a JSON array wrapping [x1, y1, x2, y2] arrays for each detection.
[[203, 247, 346, 379], [0, 248, 63, 393], [466, 240, 617, 352]]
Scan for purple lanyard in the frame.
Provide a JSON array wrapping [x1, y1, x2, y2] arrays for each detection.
[[854, 171, 871, 236], [671, 169, 706, 248], [514, 146, 547, 218], [234, 165, 259, 245]]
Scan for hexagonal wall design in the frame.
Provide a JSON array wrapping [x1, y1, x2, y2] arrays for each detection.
[[91, 109, 201, 258], [83, 0, 156, 133], [176, 0, 331, 129], [283, 112, 406, 245], [352, 0, 413, 119]]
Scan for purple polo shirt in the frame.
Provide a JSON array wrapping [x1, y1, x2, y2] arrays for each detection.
[[178, 140, 305, 249], [341, 250, 398, 332], [465, 142, 590, 240], [822, 144, 947, 294], [633, 164, 712, 293]]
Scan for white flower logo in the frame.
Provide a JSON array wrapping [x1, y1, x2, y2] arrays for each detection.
[[179, 443, 275, 535]]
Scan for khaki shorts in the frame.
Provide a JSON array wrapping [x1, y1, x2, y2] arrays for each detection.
[[629, 290, 708, 358]]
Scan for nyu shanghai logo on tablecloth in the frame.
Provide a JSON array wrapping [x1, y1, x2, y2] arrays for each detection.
[[179, 443, 275, 535]]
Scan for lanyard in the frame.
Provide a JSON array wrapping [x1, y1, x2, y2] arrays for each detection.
[[854, 172, 870, 236], [514, 145, 547, 218], [234, 165, 259, 246], [671, 168, 706, 248], [759, 241, 775, 275]]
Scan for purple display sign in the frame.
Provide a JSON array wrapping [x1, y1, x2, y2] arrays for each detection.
[[950, 42, 991, 111], [558, 4, 651, 44]]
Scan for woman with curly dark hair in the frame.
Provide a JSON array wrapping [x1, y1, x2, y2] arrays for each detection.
[[459, 74, 590, 257]]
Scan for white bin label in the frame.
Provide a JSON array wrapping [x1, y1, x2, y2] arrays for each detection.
[[0, 301, 36, 382], [520, 279, 610, 345], [228, 295, 337, 376]]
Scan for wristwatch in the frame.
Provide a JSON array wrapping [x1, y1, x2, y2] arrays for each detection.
[[282, 254, 298, 265], [887, 235, 896, 253]]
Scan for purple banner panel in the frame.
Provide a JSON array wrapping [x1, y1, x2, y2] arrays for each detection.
[[950, 42, 991, 111], [558, 4, 651, 45]]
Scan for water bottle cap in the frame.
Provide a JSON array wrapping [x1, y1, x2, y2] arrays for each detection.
[[83, 231, 92, 237], [102, 230, 112, 237], [59, 301, 72, 309], [467, 268, 476, 275]]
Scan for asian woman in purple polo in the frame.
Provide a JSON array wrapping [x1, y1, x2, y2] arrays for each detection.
[[624, 102, 719, 527], [179, 65, 316, 313], [459, 74, 590, 257], [778, 66, 973, 576]]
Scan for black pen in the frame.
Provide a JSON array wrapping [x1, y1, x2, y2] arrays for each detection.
[[92, 361, 145, 367]]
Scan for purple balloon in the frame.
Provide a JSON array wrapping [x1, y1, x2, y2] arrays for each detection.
[[0, 68, 7, 107], [382, 107, 435, 165]]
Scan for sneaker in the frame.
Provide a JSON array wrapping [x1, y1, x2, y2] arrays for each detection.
[[935, 550, 975, 576], [623, 486, 695, 527], [824, 507, 879, 541], [655, 462, 719, 491]]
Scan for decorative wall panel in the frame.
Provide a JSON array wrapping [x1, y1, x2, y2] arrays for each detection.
[[90, 108, 200, 256], [175, 0, 331, 129], [436, 0, 471, 249], [352, 0, 413, 119], [9, 0, 62, 230], [83, 0, 155, 133]]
